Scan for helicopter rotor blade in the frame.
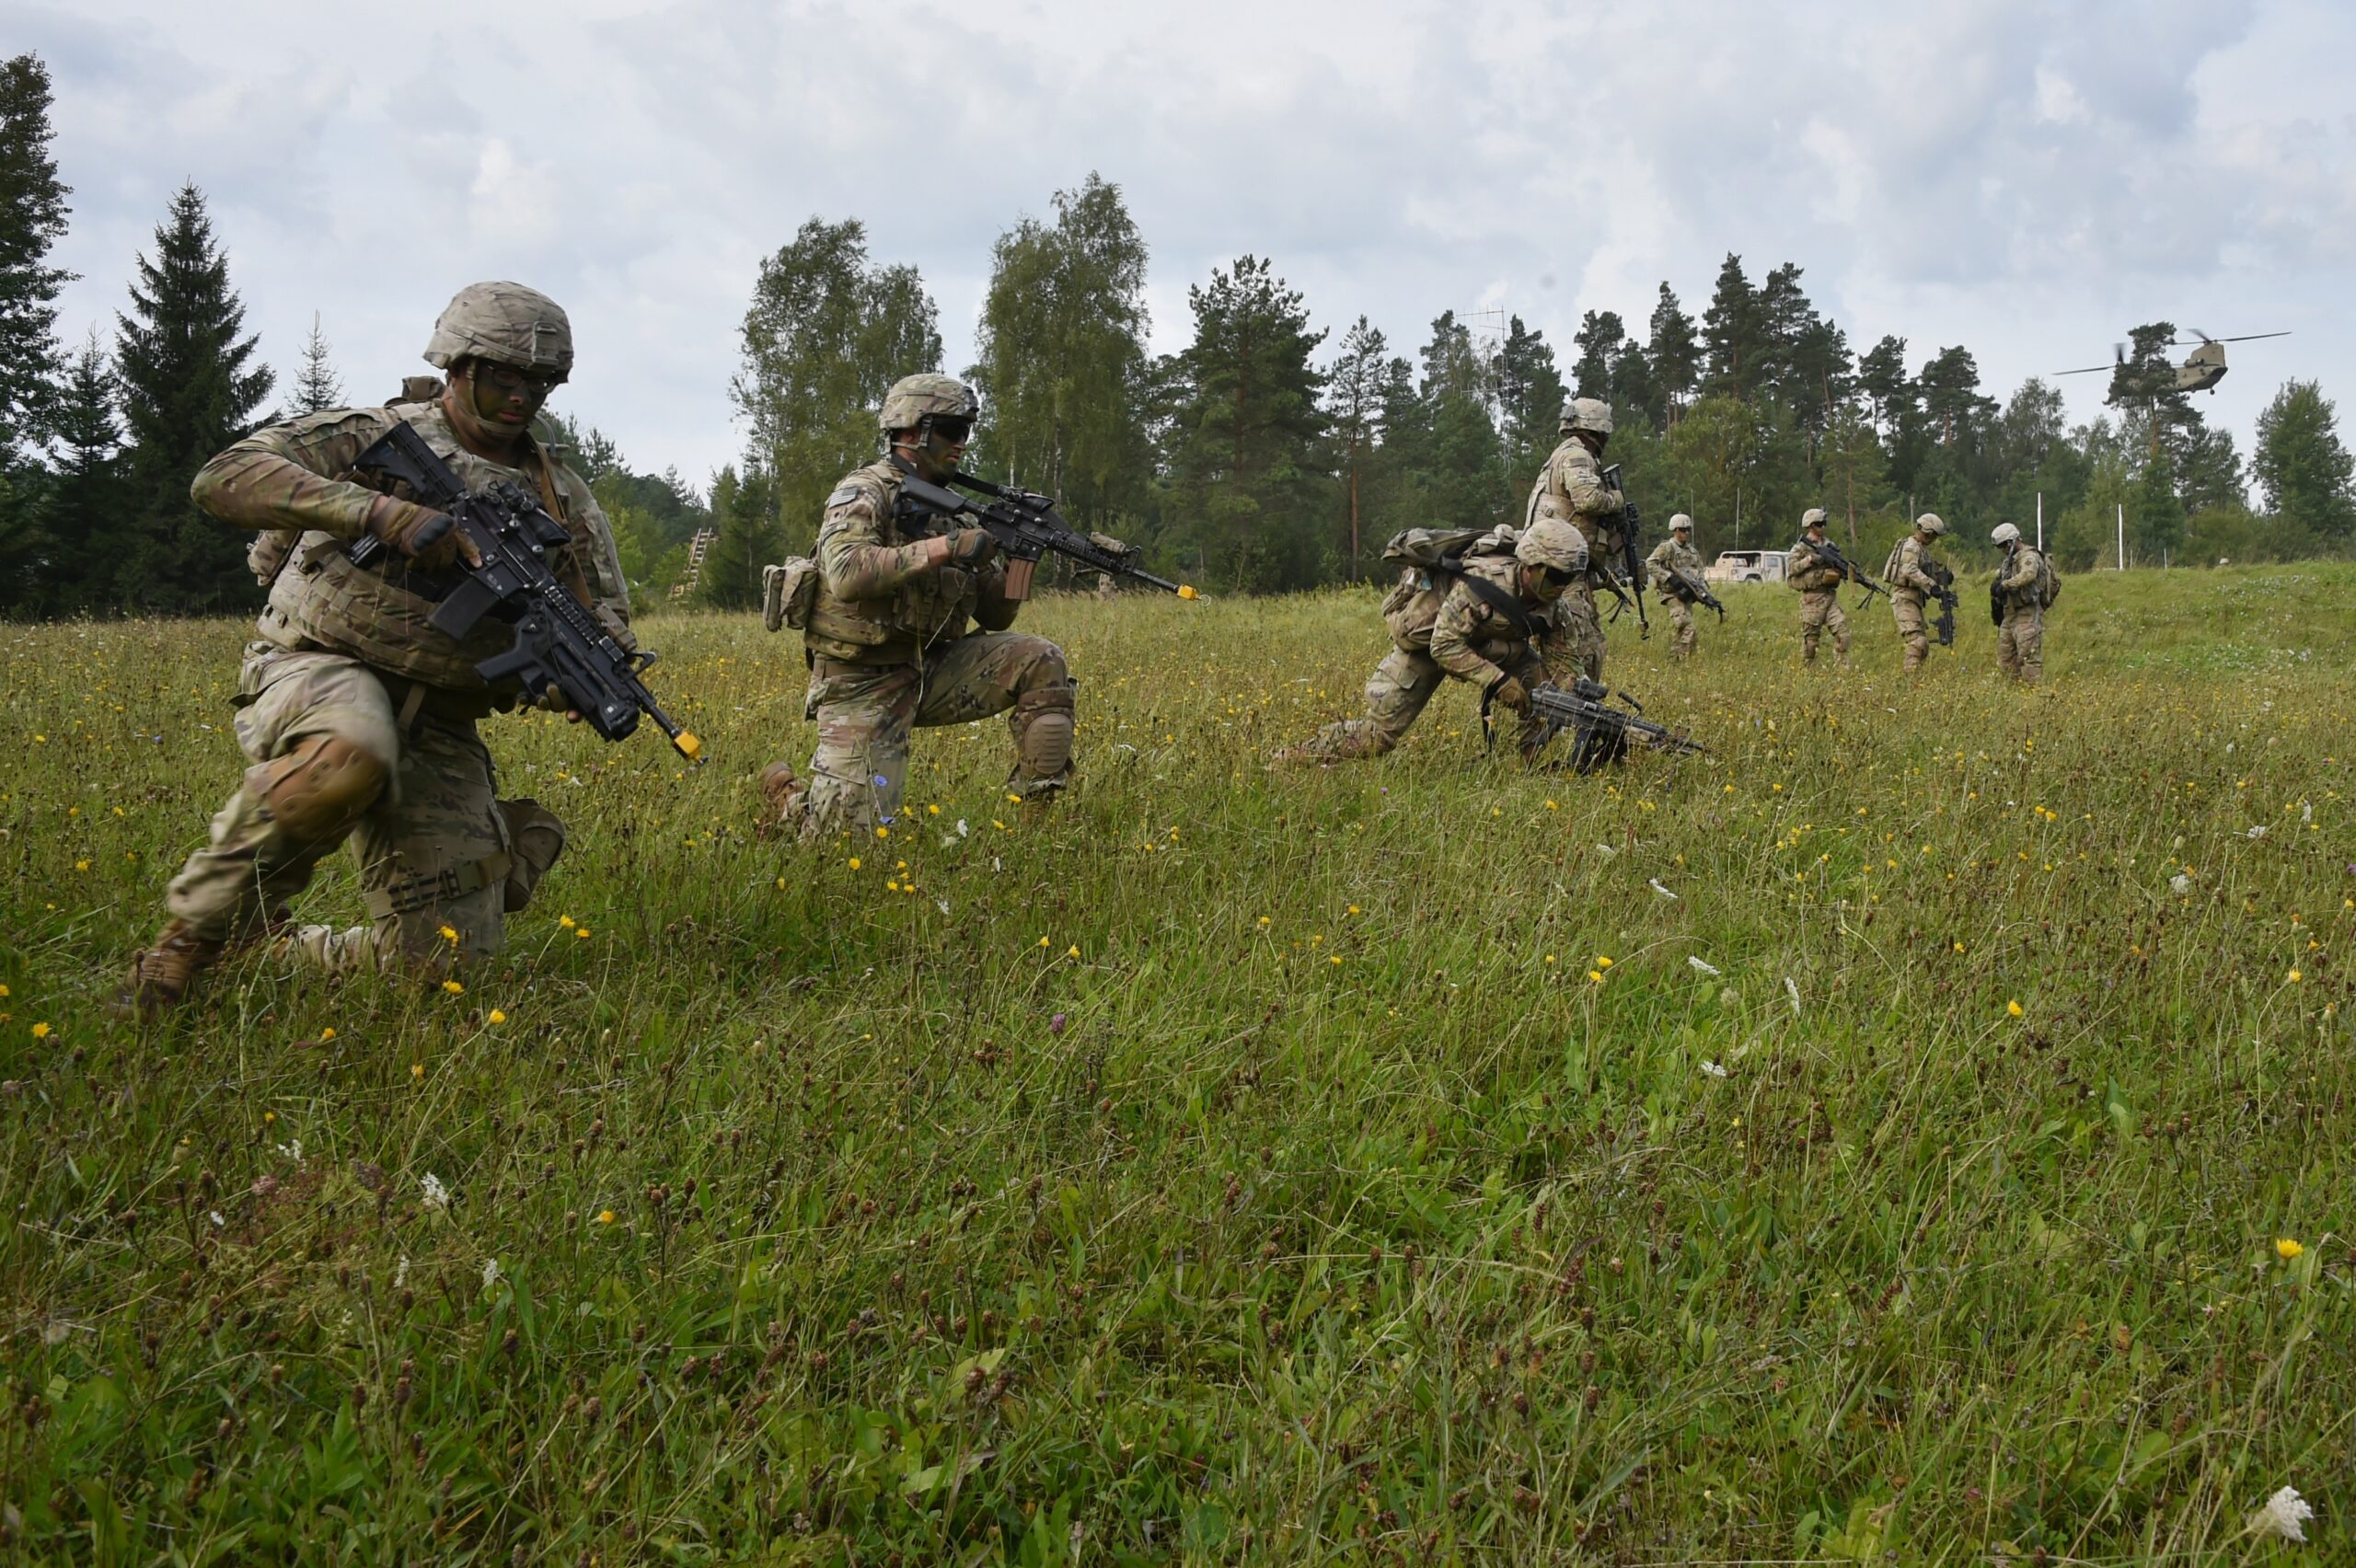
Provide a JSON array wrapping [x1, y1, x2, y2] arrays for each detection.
[[2165, 330, 2291, 346], [2052, 364, 2113, 376]]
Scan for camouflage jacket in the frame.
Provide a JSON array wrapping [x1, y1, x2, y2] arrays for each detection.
[[194, 400, 630, 692], [1887, 535, 1942, 603], [1524, 438, 1626, 559], [1423, 555, 1573, 690], [1997, 545, 2047, 608], [1646, 536, 1703, 594], [1786, 536, 1844, 594], [805, 457, 1015, 666]]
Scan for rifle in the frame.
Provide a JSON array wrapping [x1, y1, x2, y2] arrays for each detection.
[[1805, 536, 1888, 607], [1522, 678, 1708, 773], [1666, 565, 1727, 619], [342, 422, 701, 760], [1989, 564, 2006, 628], [1598, 463, 1648, 636], [896, 471, 1195, 599], [1925, 559, 1959, 647]]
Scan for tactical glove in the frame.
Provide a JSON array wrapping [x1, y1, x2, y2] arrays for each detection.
[[1489, 674, 1531, 714], [948, 527, 997, 567], [366, 495, 474, 570]]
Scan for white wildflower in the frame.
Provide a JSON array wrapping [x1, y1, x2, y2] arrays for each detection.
[[1595, 843, 1617, 858], [420, 1172, 451, 1212], [208, 1210, 225, 1228], [2246, 824, 2268, 840], [481, 1258, 502, 1291], [1784, 977, 1803, 1015], [2301, 802, 2313, 824], [1719, 987, 1739, 1008], [955, 818, 970, 837], [1687, 956, 1722, 976], [1700, 1061, 1729, 1079], [2250, 1484, 2312, 1542], [394, 1255, 410, 1289], [1649, 879, 1679, 899], [274, 1138, 303, 1162], [2170, 873, 2192, 895]]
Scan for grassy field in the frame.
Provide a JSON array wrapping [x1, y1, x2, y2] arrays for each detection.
[[2, 563, 2351, 1564]]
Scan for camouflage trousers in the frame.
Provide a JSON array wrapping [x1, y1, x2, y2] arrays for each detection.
[[1891, 594, 1930, 671], [164, 644, 557, 972], [1662, 596, 1697, 659], [1997, 605, 2045, 683], [779, 631, 1073, 838], [1284, 644, 1553, 762], [1561, 584, 1605, 682], [1797, 590, 1850, 663]]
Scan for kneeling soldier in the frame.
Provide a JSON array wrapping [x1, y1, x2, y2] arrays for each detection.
[[1275, 518, 1588, 765], [118, 282, 629, 1017], [760, 375, 1076, 837]]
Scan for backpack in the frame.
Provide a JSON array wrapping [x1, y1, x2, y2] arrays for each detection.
[[761, 558, 821, 632], [1379, 525, 1511, 571], [2038, 556, 2062, 606]]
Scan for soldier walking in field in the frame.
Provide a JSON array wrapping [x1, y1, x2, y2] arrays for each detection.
[[1785, 508, 1852, 668], [1886, 513, 1950, 673], [758, 375, 1077, 838], [1646, 513, 1705, 660], [118, 282, 630, 1017], [1990, 521, 2057, 683], [1272, 518, 1589, 765], [1523, 398, 1626, 682]]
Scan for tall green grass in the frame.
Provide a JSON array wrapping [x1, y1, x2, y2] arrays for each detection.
[[1, 563, 2350, 1562]]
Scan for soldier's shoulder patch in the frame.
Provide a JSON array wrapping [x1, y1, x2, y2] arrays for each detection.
[[826, 483, 865, 507]]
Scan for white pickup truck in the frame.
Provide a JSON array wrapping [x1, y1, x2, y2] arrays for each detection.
[[1705, 549, 1788, 585]]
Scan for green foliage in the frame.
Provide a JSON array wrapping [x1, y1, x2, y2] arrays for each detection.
[[111, 182, 274, 612], [2253, 379, 2356, 544], [1160, 255, 1330, 592], [4, 569, 2352, 1560], [733, 216, 941, 551], [698, 462, 780, 611], [0, 52, 71, 462], [968, 174, 1152, 535], [285, 311, 342, 417]]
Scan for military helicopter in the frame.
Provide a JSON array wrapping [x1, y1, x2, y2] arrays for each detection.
[[2055, 330, 2290, 394]]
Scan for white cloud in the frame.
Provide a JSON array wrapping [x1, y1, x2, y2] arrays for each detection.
[[17, 0, 2345, 490]]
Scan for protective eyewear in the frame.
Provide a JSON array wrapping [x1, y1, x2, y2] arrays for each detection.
[[926, 417, 976, 444], [1540, 565, 1579, 586], [478, 363, 563, 398]]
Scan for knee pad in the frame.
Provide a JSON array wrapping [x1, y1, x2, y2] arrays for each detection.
[[254, 734, 388, 846], [496, 797, 566, 912], [1010, 685, 1077, 779]]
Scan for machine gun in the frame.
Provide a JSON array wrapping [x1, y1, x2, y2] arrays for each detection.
[[344, 422, 700, 759], [1500, 679, 1707, 773], [897, 472, 1194, 599], [1663, 564, 1727, 619], [1925, 559, 1959, 647], [1598, 463, 1649, 636], [1806, 536, 1888, 607]]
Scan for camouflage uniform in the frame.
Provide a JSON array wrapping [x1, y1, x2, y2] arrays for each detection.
[[1280, 539, 1581, 764], [156, 395, 622, 972], [1994, 542, 2049, 683], [1645, 533, 1704, 659], [1887, 531, 1945, 672], [1785, 533, 1851, 665], [770, 456, 1070, 837], [1523, 399, 1624, 682]]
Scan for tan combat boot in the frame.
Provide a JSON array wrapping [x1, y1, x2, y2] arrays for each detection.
[[756, 760, 805, 839], [112, 919, 225, 1020]]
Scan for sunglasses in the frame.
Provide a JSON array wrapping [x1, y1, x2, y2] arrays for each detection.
[[477, 363, 562, 398], [927, 417, 975, 444], [1540, 565, 1579, 586]]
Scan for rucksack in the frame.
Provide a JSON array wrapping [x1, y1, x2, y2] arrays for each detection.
[[1379, 525, 1514, 571], [2038, 556, 2062, 606]]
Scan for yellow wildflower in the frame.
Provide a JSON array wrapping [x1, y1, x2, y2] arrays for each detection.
[[2277, 1238, 2304, 1261], [597, 1210, 616, 1226], [443, 979, 464, 995], [2007, 999, 2024, 1018], [489, 1009, 507, 1025], [31, 1021, 52, 1040]]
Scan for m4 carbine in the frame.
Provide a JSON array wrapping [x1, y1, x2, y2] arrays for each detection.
[[897, 472, 1194, 600], [1666, 566, 1727, 619], [1807, 536, 1888, 607], [1528, 679, 1707, 773], [344, 421, 701, 759], [1598, 463, 1649, 635], [1925, 559, 1959, 647]]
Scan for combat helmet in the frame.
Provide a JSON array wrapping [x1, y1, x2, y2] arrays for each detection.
[[1915, 512, 1949, 536], [1669, 513, 1694, 534], [423, 282, 572, 383], [1516, 516, 1588, 572], [1800, 507, 1829, 531], [880, 374, 979, 435], [1991, 522, 2021, 545], [1559, 396, 1614, 438]]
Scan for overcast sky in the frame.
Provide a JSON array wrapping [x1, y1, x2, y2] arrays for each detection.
[[17, 0, 2351, 499]]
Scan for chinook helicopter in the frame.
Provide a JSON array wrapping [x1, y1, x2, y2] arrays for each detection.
[[2056, 329, 2290, 394]]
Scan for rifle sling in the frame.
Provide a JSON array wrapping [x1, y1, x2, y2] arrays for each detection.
[[1437, 562, 1542, 642]]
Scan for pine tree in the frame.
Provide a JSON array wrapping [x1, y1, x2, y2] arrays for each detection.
[[0, 52, 72, 459], [1855, 336, 1911, 437], [2253, 380, 2356, 544], [733, 217, 940, 552], [1699, 254, 1762, 401], [1571, 311, 1625, 401], [40, 330, 123, 607], [1646, 284, 1700, 425], [113, 182, 274, 611], [1492, 315, 1565, 488], [1412, 311, 1501, 534], [1161, 255, 1329, 593], [1323, 317, 1390, 579], [289, 312, 343, 414], [969, 174, 1151, 531], [698, 463, 781, 610]]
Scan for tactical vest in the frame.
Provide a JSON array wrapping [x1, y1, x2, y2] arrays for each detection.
[[258, 404, 605, 691], [801, 459, 987, 666]]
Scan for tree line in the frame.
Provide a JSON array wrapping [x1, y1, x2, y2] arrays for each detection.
[[5, 50, 2352, 617]]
